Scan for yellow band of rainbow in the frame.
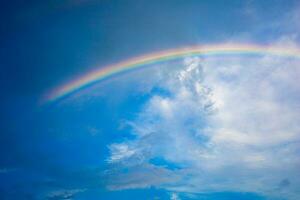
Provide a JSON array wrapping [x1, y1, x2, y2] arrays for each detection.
[[44, 43, 300, 103]]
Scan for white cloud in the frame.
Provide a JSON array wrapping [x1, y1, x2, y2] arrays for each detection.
[[107, 143, 137, 163], [105, 48, 300, 199], [105, 163, 181, 190], [46, 189, 85, 200], [103, 5, 300, 197], [170, 192, 181, 200]]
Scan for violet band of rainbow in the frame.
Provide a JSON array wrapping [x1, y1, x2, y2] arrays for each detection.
[[43, 44, 300, 103]]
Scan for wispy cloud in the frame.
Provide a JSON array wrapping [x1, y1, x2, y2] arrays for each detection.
[[170, 192, 181, 200], [46, 189, 86, 200]]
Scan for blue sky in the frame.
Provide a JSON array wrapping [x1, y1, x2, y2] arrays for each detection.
[[1, 0, 300, 199]]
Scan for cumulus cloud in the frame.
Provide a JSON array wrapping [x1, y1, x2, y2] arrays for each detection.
[[102, 5, 300, 195], [105, 47, 300, 199]]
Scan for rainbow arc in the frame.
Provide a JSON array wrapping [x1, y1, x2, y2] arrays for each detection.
[[44, 44, 300, 103]]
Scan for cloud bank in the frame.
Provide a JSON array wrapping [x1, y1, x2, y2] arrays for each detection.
[[105, 41, 300, 199]]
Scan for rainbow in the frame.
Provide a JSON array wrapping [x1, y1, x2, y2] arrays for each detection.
[[44, 43, 300, 103]]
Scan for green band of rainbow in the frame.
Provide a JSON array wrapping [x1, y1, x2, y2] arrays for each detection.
[[44, 44, 300, 103]]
